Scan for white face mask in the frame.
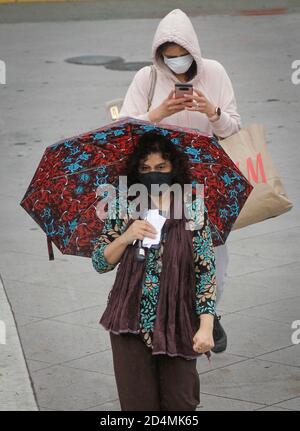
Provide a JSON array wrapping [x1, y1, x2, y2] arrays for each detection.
[[163, 53, 194, 74]]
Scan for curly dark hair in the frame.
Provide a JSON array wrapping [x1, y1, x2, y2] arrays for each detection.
[[156, 41, 197, 82], [122, 132, 192, 194]]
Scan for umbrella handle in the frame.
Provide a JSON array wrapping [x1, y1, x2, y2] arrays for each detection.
[[47, 236, 54, 260]]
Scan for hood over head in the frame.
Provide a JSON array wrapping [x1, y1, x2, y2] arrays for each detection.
[[152, 9, 203, 82]]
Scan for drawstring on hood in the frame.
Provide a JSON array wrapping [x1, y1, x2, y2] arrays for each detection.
[[152, 9, 203, 83]]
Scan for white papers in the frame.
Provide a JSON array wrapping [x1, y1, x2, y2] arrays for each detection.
[[142, 209, 166, 248]]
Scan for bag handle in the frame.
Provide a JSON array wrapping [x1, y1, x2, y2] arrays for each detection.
[[105, 65, 157, 121], [147, 65, 157, 112], [213, 133, 225, 142]]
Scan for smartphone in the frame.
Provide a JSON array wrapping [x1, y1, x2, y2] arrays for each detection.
[[175, 83, 193, 98]]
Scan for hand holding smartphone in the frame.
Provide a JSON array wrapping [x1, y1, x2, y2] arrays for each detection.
[[148, 85, 194, 123], [175, 83, 193, 98]]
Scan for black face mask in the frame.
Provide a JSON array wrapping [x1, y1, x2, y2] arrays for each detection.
[[138, 170, 175, 195]]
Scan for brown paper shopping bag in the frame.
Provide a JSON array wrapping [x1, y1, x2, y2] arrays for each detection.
[[217, 124, 293, 230]]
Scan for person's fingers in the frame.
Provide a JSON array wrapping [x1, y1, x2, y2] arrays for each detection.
[[197, 346, 209, 353], [138, 223, 157, 238], [194, 88, 205, 97], [167, 89, 175, 99], [170, 95, 193, 105], [135, 227, 156, 239], [194, 339, 213, 351], [171, 99, 191, 108], [170, 104, 190, 113], [185, 106, 204, 112], [169, 100, 194, 113], [182, 94, 195, 102], [184, 94, 204, 105], [189, 92, 206, 101], [183, 100, 194, 108], [141, 231, 157, 239], [144, 226, 158, 237], [144, 227, 157, 237], [147, 221, 158, 232], [186, 100, 206, 111], [142, 220, 157, 232], [135, 229, 156, 241]]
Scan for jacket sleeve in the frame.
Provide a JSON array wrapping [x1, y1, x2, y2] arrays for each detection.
[[91, 214, 123, 274], [209, 63, 242, 139], [119, 66, 152, 121], [192, 205, 217, 316]]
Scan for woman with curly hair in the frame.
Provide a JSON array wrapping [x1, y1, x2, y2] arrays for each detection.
[[91, 131, 217, 411]]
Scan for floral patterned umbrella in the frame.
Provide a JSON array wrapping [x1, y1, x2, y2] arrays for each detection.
[[20, 116, 253, 259]]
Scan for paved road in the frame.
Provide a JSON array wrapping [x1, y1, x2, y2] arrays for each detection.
[[0, 0, 300, 23], [0, 4, 300, 411]]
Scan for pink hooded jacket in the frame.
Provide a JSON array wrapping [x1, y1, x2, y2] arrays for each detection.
[[119, 8, 242, 138]]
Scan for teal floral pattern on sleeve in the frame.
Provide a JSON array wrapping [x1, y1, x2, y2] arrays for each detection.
[[192, 201, 217, 316], [91, 199, 127, 274], [91, 239, 117, 274]]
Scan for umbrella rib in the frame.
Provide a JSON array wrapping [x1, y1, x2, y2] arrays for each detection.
[[48, 121, 128, 149], [50, 158, 128, 181], [51, 159, 223, 182], [207, 217, 225, 245], [21, 158, 129, 204]]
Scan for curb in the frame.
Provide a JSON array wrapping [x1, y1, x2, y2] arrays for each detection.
[[0, 274, 39, 411]]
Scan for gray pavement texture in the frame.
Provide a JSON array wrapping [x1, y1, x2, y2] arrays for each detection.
[[0, 275, 38, 410], [0, 0, 300, 24], [0, 8, 300, 411]]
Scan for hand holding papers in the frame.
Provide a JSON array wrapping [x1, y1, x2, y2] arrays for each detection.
[[142, 209, 166, 248]]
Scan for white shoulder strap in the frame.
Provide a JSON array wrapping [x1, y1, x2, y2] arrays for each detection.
[[147, 65, 157, 112], [105, 65, 157, 121]]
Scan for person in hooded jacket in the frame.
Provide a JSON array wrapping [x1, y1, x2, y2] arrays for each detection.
[[119, 8, 241, 324]]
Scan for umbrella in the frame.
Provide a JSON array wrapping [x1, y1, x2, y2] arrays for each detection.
[[20, 116, 253, 259]]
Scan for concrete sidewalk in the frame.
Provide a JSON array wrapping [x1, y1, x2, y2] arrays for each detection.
[[0, 9, 299, 411], [0, 276, 38, 410]]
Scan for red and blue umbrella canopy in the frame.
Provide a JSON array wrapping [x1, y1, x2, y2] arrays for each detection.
[[20, 117, 253, 259]]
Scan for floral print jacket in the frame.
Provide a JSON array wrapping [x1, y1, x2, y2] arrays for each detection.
[[91, 196, 217, 349]]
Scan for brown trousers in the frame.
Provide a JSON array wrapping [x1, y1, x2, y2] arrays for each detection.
[[109, 331, 200, 411]]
